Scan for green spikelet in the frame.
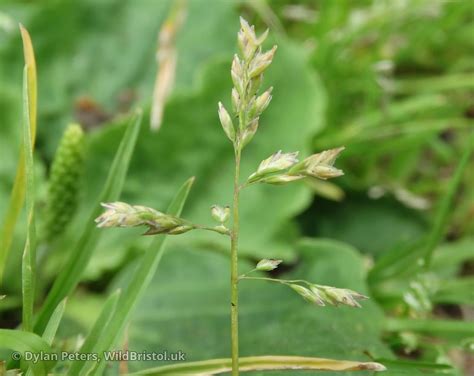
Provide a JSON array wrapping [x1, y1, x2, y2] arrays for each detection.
[[44, 123, 85, 242]]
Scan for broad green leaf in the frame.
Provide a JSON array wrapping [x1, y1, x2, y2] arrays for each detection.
[[0, 329, 54, 376], [109, 239, 396, 376], [115, 238, 454, 376], [33, 110, 142, 335], [0, 0, 235, 156], [307, 194, 426, 258]]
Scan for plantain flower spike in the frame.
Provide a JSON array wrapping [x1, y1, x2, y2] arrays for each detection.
[[44, 123, 85, 242], [95, 202, 191, 235]]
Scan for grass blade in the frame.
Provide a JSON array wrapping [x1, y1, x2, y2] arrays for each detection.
[[0, 329, 54, 375], [129, 356, 386, 375], [67, 290, 121, 376], [370, 132, 473, 282], [422, 133, 473, 268], [19, 26, 38, 335], [88, 177, 195, 376], [0, 24, 37, 285], [42, 298, 66, 345], [24, 299, 66, 376], [372, 359, 454, 375], [34, 110, 142, 335], [385, 317, 474, 342]]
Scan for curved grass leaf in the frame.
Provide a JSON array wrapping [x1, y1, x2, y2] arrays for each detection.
[[130, 355, 386, 375], [0, 24, 37, 285], [67, 289, 121, 376], [373, 359, 454, 375], [422, 133, 473, 267], [42, 298, 66, 346], [0, 329, 54, 376], [385, 317, 474, 343], [24, 299, 66, 376], [33, 110, 142, 335], [20, 63, 37, 333], [370, 133, 474, 282]]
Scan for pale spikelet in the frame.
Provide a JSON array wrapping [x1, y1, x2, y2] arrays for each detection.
[[260, 174, 304, 185], [231, 88, 240, 113], [218, 102, 235, 142], [257, 151, 299, 174], [247, 150, 299, 183], [293, 147, 345, 180], [95, 202, 191, 235], [219, 17, 276, 149], [256, 259, 282, 272], [313, 285, 368, 308], [254, 87, 273, 115], [210, 205, 230, 223], [248, 46, 277, 78], [240, 117, 259, 148], [288, 282, 368, 308]]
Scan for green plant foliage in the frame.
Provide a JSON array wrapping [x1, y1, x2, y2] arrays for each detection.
[[0, 329, 55, 375], [117, 239, 391, 374], [0, 0, 472, 375]]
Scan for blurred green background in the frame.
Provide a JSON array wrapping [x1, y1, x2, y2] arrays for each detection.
[[0, 0, 473, 375]]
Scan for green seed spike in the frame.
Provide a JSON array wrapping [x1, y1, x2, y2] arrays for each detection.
[[44, 123, 85, 242]]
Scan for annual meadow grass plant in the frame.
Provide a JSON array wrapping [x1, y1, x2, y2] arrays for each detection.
[[96, 18, 386, 375]]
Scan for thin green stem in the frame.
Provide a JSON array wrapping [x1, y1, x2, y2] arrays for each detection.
[[230, 147, 241, 376], [239, 276, 308, 285], [192, 224, 231, 236], [238, 268, 257, 279]]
